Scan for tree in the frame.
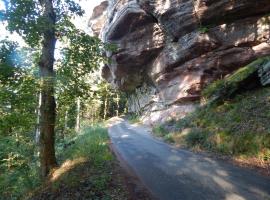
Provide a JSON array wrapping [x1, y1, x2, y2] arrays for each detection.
[[0, 39, 37, 135], [2, 0, 121, 178], [38, 0, 58, 177], [0, 39, 40, 198], [55, 28, 112, 132], [2, 0, 85, 177]]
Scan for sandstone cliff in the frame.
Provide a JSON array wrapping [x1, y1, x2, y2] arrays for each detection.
[[89, 0, 270, 124]]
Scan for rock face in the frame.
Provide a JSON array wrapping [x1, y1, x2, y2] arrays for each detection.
[[89, 1, 109, 36], [90, 0, 270, 124]]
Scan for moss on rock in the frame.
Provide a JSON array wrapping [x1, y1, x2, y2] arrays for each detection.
[[202, 56, 270, 101]]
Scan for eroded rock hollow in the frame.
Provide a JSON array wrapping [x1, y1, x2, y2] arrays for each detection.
[[89, 0, 270, 124]]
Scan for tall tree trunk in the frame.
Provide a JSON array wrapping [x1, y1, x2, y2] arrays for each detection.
[[116, 93, 119, 117], [38, 0, 57, 177], [35, 92, 42, 144], [103, 86, 108, 120], [75, 97, 81, 133]]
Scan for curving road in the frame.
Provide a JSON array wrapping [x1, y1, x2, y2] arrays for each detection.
[[108, 117, 270, 200]]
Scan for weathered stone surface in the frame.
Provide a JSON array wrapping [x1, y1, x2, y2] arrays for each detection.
[[93, 0, 165, 91], [127, 83, 158, 114], [89, 1, 109, 37], [141, 104, 197, 126], [90, 0, 270, 123], [139, 0, 270, 39], [149, 15, 270, 82], [148, 31, 219, 81], [155, 43, 270, 104]]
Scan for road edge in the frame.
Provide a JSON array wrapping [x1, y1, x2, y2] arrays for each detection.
[[108, 140, 158, 200]]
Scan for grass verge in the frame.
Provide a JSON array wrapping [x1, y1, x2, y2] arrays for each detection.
[[153, 87, 270, 173], [27, 125, 130, 200], [126, 114, 141, 124]]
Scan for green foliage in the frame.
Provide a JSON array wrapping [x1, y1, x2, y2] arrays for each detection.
[[202, 57, 270, 100], [3, 0, 41, 46], [185, 128, 209, 147], [3, 0, 83, 47], [0, 39, 39, 200], [127, 113, 141, 124], [0, 135, 40, 200], [198, 26, 209, 34], [153, 125, 169, 137], [60, 124, 112, 165], [164, 133, 175, 143], [0, 0, 128, 197], [174, 87, 270, 159], [0, 40, 37, 135], [49, 125, 117, 199], [2, 0, 125, 135], [26, 124, 129, 199], [57, 31, 108, 100], [54, 15, 123, 130]]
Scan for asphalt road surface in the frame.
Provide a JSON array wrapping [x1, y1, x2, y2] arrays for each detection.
[[108, 118, 270, 200]]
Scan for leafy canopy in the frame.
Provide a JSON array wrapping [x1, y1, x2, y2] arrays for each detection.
[[2, 0, 83, 47]]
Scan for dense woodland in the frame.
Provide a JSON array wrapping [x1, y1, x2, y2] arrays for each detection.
[[0, 0, 128, 199]]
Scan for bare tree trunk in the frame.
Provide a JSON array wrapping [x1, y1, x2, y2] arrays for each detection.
[[38, 0, 57, 177], [75, 97, 81, 133], [103, 96, 108, 120], [103, 86, 108, 120], [35, 92, 42, 144]]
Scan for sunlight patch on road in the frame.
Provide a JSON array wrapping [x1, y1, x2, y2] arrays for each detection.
[[225, 193, 245, 200]]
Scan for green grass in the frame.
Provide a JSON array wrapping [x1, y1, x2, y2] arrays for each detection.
[[158, 87, 270, 163], [0, 124, 130, 200], [27, 124, 129, 200], [153, 125, 175, 143], [51, 125, 114, 198], [58, 124, 113, 166], [0, 134, 40, 200], [153, 125, 169, 137], [127, 113, 141, 124]]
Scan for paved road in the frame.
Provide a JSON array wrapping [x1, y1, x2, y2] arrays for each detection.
[[108, 118, 270, 200]]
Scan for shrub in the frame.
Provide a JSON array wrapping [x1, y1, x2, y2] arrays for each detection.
[[185, 128, 208, 147], [126, 114, 140, 124], [153, 125, 169, 137]]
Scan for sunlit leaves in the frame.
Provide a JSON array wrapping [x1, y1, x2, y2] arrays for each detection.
[[0, 39, 37, 135], [57, 25, 107, 99], [3, 0, 84, 47], [54, 0, 84, 21], [4, 0, 41, 46]]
